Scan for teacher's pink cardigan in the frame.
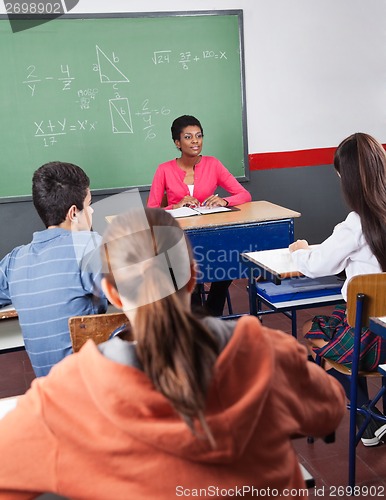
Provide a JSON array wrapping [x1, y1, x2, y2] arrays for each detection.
[[147, 156, 251, 209]]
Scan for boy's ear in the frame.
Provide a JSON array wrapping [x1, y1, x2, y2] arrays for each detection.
[[67, 204, 78, 223], [101, 278, 123, 309]]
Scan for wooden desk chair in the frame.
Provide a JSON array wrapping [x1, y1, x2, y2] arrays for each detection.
[[318, 273, 386, 488], [68, 312, 129, 353]]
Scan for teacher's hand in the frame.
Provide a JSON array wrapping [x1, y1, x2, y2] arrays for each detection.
[[173, 196, 200, 209], [289, 239, 309, 252], [202, 194, 227, 208]]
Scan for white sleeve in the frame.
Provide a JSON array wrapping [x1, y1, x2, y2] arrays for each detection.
[[291, 212, 361, 278]]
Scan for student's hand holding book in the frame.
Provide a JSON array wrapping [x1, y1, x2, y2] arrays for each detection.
[[289, 239, 310, 252]]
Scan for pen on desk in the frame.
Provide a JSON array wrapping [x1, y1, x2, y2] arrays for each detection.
[[203, 194, 219, 206]]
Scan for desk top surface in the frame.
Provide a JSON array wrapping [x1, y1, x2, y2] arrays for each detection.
[[177, 201, 301, 230], [0, 305, 17, 320], [242, 247, 303, 279], [0, 396, 19, 420], [0, 316, 24, 350], [106, 201, 300, 229], [371, 316, 386, 323], [369, 317, 386, 342]]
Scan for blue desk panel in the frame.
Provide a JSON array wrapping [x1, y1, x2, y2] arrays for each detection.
[[185, 218, 295, 283]]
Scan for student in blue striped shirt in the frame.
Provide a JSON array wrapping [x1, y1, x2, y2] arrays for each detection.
[[0, 162, 108, 376]]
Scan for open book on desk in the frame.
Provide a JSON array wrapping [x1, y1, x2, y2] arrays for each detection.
[[242, 246, 320, 280], [242, 247, 304, 280], [166, 205, 239, 218]]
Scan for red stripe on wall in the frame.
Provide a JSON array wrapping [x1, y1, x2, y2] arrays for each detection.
[[248, 146, 336, 171], [248, 143, 386, 171]]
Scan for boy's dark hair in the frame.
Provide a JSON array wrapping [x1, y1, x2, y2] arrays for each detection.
[[171, 115, 204, 143], [32, 161, 90, 228]]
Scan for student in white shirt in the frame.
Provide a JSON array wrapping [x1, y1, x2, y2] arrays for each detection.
[[289, 132, 386, 447]]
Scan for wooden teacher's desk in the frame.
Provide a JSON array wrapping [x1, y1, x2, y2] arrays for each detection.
[[106, 201, 301, 284], [177, 201, 301, 284]]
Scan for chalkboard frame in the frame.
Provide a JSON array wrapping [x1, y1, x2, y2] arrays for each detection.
[[0, 10, 249, 203]]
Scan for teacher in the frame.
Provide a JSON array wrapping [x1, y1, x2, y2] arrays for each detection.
[[148, 115, 251, 209], [148, 115, 251, 316]]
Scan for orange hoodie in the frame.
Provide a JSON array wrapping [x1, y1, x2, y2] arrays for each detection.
[[0, 316, 345, 499]]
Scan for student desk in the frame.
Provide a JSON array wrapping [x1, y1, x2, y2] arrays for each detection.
[[369, 316, 386, 339], [0, 305, 23, 353], [370, 316, 386, 377], [0, 317, 24, 354], [177, 201, 301, 284], [242, 248, 344, 337], [0, 303, 124, 355], [0, 396, 18, 419], [0, 305, 17, 320]]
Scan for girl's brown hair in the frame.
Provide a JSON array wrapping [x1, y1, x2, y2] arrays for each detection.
[[102, 208, 219, 446], [334, 132, 386, 270]]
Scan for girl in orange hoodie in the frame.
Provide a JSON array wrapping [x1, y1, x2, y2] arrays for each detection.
[[0, 208, 345, 499]]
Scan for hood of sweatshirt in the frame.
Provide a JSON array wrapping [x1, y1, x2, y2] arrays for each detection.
[[65, 316, 274, 465]]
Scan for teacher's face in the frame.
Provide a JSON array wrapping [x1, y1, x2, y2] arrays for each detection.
[[175, 126, 203, 157]]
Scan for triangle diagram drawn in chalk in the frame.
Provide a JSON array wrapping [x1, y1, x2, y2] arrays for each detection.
[[96, 45, 130, 83], [109, 98, 133, 134]]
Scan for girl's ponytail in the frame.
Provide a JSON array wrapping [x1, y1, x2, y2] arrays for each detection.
[[102, 208, 219, 446]]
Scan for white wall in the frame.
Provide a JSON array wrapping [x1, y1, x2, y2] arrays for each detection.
[[2, 0, 386, 153]]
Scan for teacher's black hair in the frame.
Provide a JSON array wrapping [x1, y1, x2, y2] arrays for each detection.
[[171, 115, 204, 143]]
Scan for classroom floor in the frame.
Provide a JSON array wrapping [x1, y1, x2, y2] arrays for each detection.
[[1, 278, 386, 494]]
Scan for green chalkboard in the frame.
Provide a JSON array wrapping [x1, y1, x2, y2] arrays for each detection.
[[0, 11, 248, 200]]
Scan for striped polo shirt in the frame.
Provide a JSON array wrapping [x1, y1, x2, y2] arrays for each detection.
[[0, 228, 108, 376]]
